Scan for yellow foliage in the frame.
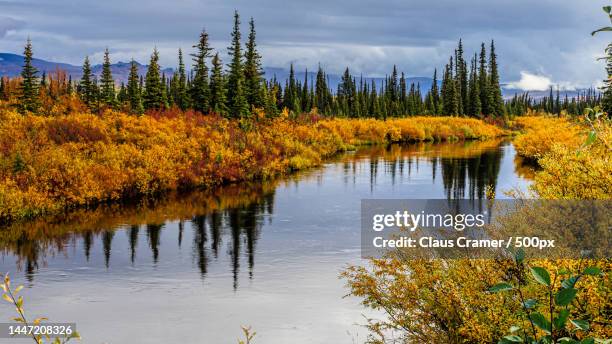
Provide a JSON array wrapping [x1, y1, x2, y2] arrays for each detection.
[[512, 114, 612, 199], [513, 115, 583, 160], [343, 115, 612, 343], [0, 110, 503, 222]]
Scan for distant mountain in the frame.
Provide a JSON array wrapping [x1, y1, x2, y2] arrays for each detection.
[[0, 53, 436, 93], [2, 53, 593, 99], [0, 53, 174, 83]]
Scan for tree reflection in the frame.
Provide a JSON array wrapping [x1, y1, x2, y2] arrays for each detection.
[[0, 140, 526, 287]]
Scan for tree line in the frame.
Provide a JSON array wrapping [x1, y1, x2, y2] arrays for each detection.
[[1, 11, 609, 119]]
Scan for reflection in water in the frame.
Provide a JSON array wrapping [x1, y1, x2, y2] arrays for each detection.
[[0, 141, 531, 285]]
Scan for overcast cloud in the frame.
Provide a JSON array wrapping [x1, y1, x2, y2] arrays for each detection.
[[0, 0, 609, 89]]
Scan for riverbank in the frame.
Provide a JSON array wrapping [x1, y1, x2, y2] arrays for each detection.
[[0, 110, 503, 223], [512, 115, 611, 199]]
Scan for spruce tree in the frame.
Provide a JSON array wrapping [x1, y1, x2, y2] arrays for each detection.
[[301, 68, 310, 112], [244, 17, 263, 109], [40, 71, 47, 88], [174, 49, 190, 110], [468, 54, 481, 116], [100, 48, 116, 107], [80, 56, 97, 110], [143, 48, 165, 110], [284, 63, 299, 113], [226, 11, 250, 118], [430, 68, 440, 114], [19, 38, 40, 113], [456, 39, 468, 115], [441, 58, 458, 115], [209, 53, 227, 115], [0, 77, 6, 101], [315, 65, 328, 113], [478, 43, 490, 115], [488, 41, 505, 117], [191, 29, 212, 113], [127, 59, 143, 114]]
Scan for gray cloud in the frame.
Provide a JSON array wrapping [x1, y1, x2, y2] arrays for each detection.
[[0, 15, 25, 38], [0, 0, 609, 87]]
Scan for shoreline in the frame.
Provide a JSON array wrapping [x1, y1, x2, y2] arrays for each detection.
[[0, 111, 504, 224]]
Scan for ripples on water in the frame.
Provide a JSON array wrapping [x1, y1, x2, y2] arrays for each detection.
[[0, 141, 533, 344]]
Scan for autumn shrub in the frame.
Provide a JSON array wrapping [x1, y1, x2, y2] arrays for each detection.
[[342, 114, 611, 343], [533, 116, 611, 199], [0, 110, 502, 223], [513, 112, 611, 199], [513, 115, 583, 160]]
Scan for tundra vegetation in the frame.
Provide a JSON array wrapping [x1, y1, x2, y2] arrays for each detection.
[[0, 7, 610, 344]]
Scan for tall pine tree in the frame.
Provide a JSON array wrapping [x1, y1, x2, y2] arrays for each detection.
[[173, 48, 190, 110], [478, 43, 490, 115], [143, 48, 165, 110], [226, 11, 249, 118], [209, 53, 227, 115], [100, 48, 116, 107], [488, 40, 505, 117], [19, 38, 39, 113], [244, 17, 263, 109], [127, 59, 143, 114], [191, 29, 212, 113], [80, 56, 97, 111]]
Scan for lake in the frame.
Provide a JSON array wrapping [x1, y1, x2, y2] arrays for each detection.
[[0, 140, 532, 344]]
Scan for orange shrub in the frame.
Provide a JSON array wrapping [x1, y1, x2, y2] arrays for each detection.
[[0, 110, 503, 222], [513, 115, 583, 160]]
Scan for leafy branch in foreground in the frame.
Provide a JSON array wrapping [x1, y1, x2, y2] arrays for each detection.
[[591, 6, 612, 36], [238, 325, 256, 344], [1, 273, 80, 344], [490, 250, 608, 344]]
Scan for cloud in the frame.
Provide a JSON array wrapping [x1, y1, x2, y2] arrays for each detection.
[[506, 71, 552, 91], [0, 16, 25, 38], [0, 0, 609, 88]]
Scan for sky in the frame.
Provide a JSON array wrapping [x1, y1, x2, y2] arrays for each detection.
[[0, 0, 610, 90]]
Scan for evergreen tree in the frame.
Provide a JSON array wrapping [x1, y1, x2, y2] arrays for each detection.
[[226, 11, 250, 118], [100, 48, 116, 107], [19, 38, 40, 113], [456, 39, 468, 115], [0, 77, 6, 101], [284, 63, 299, 113], [244, 17, 263, 109], [174, 49, 190, 110], [400, 72, 407, 114], [209, 53, 227, 115], [40, 71, 47, 88], [80, 56, 97, 110], [67, 75, 73, 95], [430, 68, 440, 114], [468, 54, 482, 116], [441, 58, 458, 115], [488, 40, 505, 117], [191, 29, 212, 113], [161, 72, 169, 109], [117, 82, 127, 104], [127, 59, 143, 114], [315, 65, 328, 113], [301, 68, 310, 112], [143, 48, 165, 110], [478, 43, 490, 115]]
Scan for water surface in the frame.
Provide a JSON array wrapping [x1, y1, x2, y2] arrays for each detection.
[[0, 140, 531, 344]]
